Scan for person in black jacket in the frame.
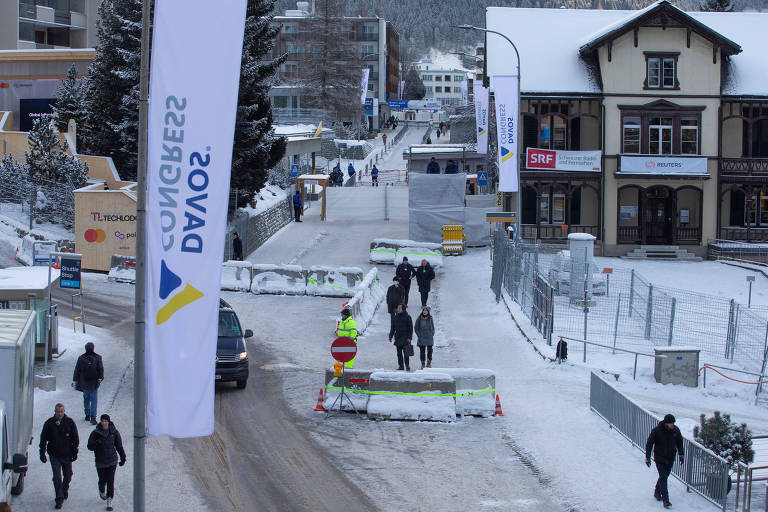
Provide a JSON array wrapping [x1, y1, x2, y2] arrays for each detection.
[[415, 259, 435, 307], [231, 232, 243, 261], [87, 414, 126, 511], [395, 256, 416, 306], [72, 342, 104, 425], [386, 278, 405, 339], [389, 303, 413, 371], [39, 403, 79, 509], [645, 414, 684, 508]]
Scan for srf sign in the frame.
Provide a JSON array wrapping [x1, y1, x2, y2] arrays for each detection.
[[527, 148, 556, 169]]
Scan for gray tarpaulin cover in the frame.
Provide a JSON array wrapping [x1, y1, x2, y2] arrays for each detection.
[[464, 194, 497, 247], [409, 174, 466, 243]]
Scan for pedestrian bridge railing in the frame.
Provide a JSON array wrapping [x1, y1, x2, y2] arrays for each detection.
[[590, 372, 731, 510]]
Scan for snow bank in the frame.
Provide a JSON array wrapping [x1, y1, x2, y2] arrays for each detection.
[[423, 368, 496, 417], [306, 265, 363, 298], [343, 267, 385, 334], [250, 263, 306, 295], [369, 238, 443, 267], [15, 235, 34, 266], [367, 371, 457, 422], [107, 254, 136, 283], [221, 260, 253, 291]]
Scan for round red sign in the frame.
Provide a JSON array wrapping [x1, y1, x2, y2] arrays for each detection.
[[330, 336, 357, 363]]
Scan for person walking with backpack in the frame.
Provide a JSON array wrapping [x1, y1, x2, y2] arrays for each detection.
[[389, 303, 413, 371], [39, 403, 79, 509], [645, 414, 684, 508], [87, 414, 126, 512], [371, 165, 379, 187], [415, 259, 435, 307], [72, 342, 104, 425], [292, 188, 303, 222], [414, 306, 435, 369]]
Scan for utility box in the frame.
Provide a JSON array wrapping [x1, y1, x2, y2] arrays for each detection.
[[568, 233, 596, 302], [654, 347, 700, 387]]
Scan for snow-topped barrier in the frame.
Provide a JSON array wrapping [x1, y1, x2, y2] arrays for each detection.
[[367, 371, 457, 422], [342, 267, 385, 334], [324, 368, 376, 411], [423, 368, 496, 417], [107, 254, 136, 283], [250, 264, 307, 295], [306, 266, 363, 297], [221, 260, 253, 291], [369, 238, 443, 267], [15, 235, 35, 266]]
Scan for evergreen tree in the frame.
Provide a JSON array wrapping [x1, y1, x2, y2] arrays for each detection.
[[403, 67, 426, 100], [0, 154, 28, 204], [694, 411, 754, 467], [700, 0, 734, 10], [81, 0, 143, 179], [231, 0, 287, 206], [53, 64, 87, 136]]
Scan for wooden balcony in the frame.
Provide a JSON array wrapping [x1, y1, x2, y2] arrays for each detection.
[[720, 158, 768, 178], [521, 224, 599, 242], [719, 226, 768, 242]]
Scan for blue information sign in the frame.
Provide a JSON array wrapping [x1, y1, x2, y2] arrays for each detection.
[[477, 171, 488, 186], [387, 99, 409, 110], [59, 257, 81, 289], [291, 164, 299, 177]]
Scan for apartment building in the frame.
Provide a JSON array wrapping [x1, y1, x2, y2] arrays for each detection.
[[0, 0, 99, 50], [269, 2, 400, 131], [486, 1, 768, 256], [413, 58, 470, 108]]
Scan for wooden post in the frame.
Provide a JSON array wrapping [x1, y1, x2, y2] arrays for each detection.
[[321, 178, 327, 221]]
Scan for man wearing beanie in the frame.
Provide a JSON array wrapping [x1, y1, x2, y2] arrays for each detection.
[[645, 413, 684, 508]]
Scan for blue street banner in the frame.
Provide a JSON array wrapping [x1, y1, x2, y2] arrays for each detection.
[[145, 0, 247, 437], [493, 75, 519, 192], [474, 84, 489, 155]]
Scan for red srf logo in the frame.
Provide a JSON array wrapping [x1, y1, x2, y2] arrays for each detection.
[[526, 148, 556, 169]]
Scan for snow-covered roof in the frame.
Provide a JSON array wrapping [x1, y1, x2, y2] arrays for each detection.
[[0, 267, 59, 291], [486, 5, 768, 96]]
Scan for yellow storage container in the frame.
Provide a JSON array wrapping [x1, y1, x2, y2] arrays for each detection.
[[442, 223, 465, 255]]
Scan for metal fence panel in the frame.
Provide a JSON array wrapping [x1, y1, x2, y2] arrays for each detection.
[[590, 372, 730, 510]]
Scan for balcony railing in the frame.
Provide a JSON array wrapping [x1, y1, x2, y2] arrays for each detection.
[[719, 226, 768, 243], [721, 158, 768, 177], [521, 224, 599, 242], [19, 3, 36, 18]]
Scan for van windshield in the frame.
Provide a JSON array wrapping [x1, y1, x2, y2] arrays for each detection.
[[218, 311, 242, 337]]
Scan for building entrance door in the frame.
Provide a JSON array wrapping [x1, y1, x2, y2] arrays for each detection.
[[644, 187, 674, 244]]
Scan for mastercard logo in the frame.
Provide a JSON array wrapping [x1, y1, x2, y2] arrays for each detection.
[[84, 228, 106, 243]]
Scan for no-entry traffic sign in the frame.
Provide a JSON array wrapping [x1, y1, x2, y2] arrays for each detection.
[[330, 336, 357, 363]]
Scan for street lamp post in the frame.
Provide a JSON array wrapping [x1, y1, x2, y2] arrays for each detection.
[[454, 24, 521, 242]]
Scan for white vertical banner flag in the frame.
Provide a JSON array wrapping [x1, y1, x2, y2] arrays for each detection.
[[460, 80, 469, 106], [145, 0, 246, 437], [494, 75, 519, 192], [474, 84, 489, 155], [360, 68, 370, 105]]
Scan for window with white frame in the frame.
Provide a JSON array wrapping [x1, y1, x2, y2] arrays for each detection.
[[680, 117, 698, 155], [361, 44, 374, 57], [454, 75, 464, 82], [425, 86, 433, 94], [622, 116, 641, 154], [645, 53, 678, 89], [435, 75, 442, 81], [435, 86, 442, 93], [422, 74, 432, 82], [444, 74, 451, 81], [444, 86, 451, 93], [649, 117, 673, 155]]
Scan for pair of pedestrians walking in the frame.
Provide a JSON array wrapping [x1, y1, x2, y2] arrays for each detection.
[[387, 302, 436, 371], [395, 257, 435, 308]]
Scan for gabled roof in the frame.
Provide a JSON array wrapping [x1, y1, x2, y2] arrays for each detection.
[[578, 0, 741, 58]]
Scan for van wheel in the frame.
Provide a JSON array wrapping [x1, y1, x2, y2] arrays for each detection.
[[11, 471, 25, 495], [236, 380, 247, 389]]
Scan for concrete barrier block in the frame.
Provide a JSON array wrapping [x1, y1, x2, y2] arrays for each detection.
[[370, 238, 443, 266], [107, 254, 136, 283], [369, 239, 400, 264], [340, 268, 384, 335], [394, 247, 443, 268], [367, 371, 456, 421], [422, 368, 495, 417], [35, 374, 56, 391], [307, 266, 363, 297], [221, 260, 253, 291], [323, 368, 378, 411], [250, 264, 307, 295]]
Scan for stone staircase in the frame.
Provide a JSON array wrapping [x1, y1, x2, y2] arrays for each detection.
[[621, 245, 702, 261]]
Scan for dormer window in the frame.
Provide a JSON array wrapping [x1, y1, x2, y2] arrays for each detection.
[[644, 52, 679, 90]]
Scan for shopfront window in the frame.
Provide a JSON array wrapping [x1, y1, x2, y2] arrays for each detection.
[[539, 193, 565, 224]]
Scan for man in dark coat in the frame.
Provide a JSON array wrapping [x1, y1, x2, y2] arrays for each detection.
[[386, 278, 405, 339], [645, 413, 684, 508], [39, 403, 79, 509], [445, 159, 459, 174], [415, 259, 436, 307], [426, 157, 440, 174], [87, 414, 127, 510], [72, 342, 104, 425], [389, 303, 413, 371], [292, 189, 303, 222], [231, 232, 243, 261], [395, 256, 416, 306]]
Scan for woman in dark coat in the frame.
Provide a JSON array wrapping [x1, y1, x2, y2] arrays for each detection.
[[389, 303, 413, 371], [414, 306, 435, 369], [87, 414, 126, 511]]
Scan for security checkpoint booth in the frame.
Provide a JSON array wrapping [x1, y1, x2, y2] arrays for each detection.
[[296, 174, 329, 221]]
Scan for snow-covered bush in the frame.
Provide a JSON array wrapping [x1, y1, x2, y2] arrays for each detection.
[[693, 411, 754, 468]]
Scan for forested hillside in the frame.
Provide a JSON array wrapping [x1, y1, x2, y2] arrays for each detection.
[[275, 0, 767, 56]]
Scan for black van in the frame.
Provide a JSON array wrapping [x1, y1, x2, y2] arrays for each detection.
[[216, 299, 252, 389]]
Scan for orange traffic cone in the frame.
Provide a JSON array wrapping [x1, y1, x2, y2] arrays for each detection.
[[53, 257, 60, 270], [13, 247, 18, 261], [494, 394, 504, 416], [314, 388, 326, 412]]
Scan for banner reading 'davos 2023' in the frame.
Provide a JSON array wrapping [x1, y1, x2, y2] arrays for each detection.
[[145, 0, 246, 437], [474, 84, 489, 155], [494, 75, 519, 192]]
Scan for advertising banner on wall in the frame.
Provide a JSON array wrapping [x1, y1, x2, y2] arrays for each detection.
[[526, 148, 602, 172], [387, 99, 442, 110], [474, 85, 489, 155], [619, 155, 708, 175], [145, 0, 246, 437], [461, 80, 468, 106], [493, 75, 519, 192], [360, 68, 370, 105]]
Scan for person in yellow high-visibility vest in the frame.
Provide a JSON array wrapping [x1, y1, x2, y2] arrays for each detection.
[[336, 307, 358, 368]]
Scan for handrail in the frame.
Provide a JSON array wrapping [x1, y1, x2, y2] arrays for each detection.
[[558, 335, 665, 380]]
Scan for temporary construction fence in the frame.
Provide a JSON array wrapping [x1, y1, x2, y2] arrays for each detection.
[[590, 372, 731, 510], [491, 228, 768, 375]]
